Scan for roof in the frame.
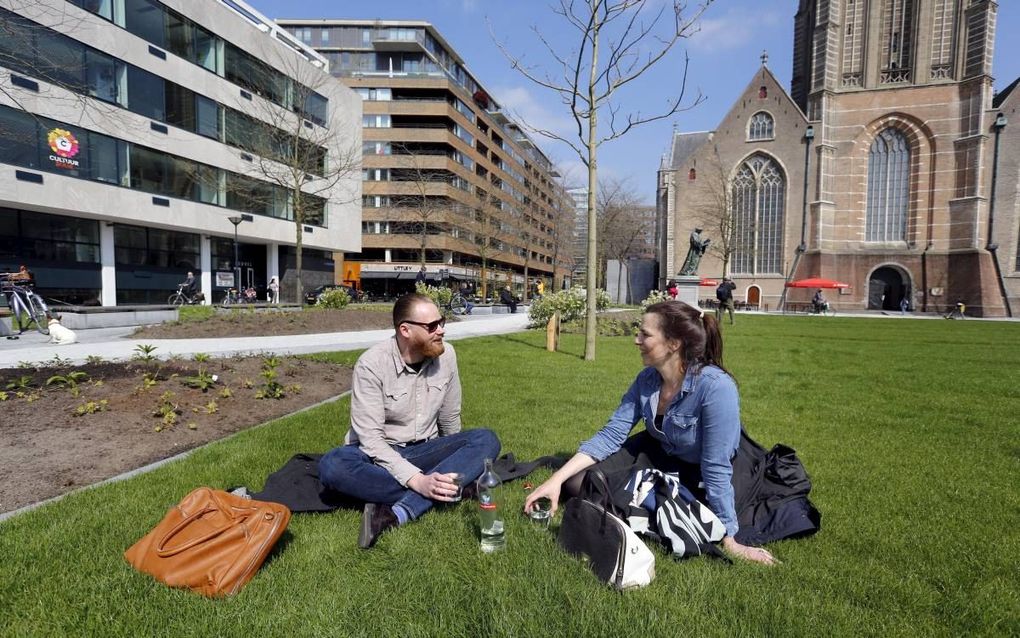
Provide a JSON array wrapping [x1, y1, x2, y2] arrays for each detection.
[[993, 76, 1020, 109], [667, 131, 712, 170]]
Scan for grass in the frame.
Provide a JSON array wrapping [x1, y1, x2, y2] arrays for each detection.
[[1, 315, 1018, 637]]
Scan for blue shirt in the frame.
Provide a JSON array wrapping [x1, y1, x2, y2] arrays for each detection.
[[578, 364, 741, 536]]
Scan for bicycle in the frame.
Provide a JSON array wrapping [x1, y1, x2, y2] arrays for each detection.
[[2, 278, 50, 335], [448, 292, 472, 315], [221, 288, 240, 307], [168, 284, 204, 306], [809, 301, 835, 317]]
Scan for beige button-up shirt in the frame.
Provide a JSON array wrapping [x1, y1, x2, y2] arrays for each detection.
[[344, 337, 462, 486]]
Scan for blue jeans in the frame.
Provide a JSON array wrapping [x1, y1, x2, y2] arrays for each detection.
[[318, 429, 501, 520]]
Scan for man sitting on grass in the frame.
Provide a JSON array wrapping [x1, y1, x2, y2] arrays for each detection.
[[318, 293, 501, 548]]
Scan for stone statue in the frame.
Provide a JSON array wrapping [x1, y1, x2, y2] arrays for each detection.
[[678, 228, 711, 276]]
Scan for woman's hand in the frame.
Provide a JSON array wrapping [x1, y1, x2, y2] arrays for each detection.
[[722, 536, 781, 566], [524, 479, 562, 516]]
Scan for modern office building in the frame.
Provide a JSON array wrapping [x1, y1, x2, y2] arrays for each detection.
[[276, 19, 572, 297], [567, 187, 588, 284], [0, 0, 361, 305], [658, 0, 1019, 316]]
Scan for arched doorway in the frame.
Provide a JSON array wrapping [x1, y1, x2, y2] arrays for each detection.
[[746, 285, 761, 310], [868, 266, 911, 311]]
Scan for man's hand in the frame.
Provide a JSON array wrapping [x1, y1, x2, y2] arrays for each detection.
[[407, 472, 459, 502]]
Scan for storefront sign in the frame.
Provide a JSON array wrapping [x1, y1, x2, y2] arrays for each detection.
[[46, 128, 81, 170], [215, 271, 235, 287]]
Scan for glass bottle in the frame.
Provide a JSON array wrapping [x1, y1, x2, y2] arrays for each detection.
[[477, 458, 505, 552]]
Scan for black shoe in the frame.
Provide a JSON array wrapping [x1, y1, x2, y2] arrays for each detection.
[[358, 502, 398, 549]]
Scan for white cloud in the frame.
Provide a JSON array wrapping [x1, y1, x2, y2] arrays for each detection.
[[491, 84, 578, 140], [687, 7, 782, 54]]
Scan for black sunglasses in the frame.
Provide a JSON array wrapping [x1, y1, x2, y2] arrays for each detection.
[[402, 317, 446, 333]]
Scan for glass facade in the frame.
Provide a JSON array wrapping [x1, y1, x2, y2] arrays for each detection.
[[66, 0, 329, 125], [730, 154, 786, 275], [0, 105, 328, 226], [1, 8, 328, 174], [0, 208, 102, 305]]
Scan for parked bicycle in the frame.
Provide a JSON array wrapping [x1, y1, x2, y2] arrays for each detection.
[[220, 288, 241, 307], [2, 277, 50, 335], [167, 284, 204, 306], [447, 292, 473, 316]]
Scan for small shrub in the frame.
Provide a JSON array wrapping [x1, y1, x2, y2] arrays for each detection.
[[6, 375, 35, 391], [46, 371, 89, 391], [192, 353, 211, 363], [85, 355, 106, 365], [73, 399, 108, 417], [153, 391, 180, 428], [640, 289, 673, 311], [48, 354, 72, 368], [178, 306, 216, 323], [527, 286, 610, 327], [0, 391, 7, 401], [317, 287, 351, 309], [132, 344, 158, 363], [415, 283, 454, 317], [204, 400, 218, 414], [219, 387, 233, 399], [181, 368, 217, 392]]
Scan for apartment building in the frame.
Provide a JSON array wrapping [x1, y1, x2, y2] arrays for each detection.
[[276, 19, 572, 298], [0, 0, 361, 305]]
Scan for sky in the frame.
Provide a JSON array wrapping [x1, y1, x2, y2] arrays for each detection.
[[250, 0, 1020, 203]]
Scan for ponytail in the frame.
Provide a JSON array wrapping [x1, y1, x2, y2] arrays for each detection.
[[645, 300, 735, 382], [700, 313, 733, 379]]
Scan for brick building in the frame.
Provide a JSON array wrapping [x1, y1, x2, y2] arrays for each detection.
[[658, 0, 1018, 316]]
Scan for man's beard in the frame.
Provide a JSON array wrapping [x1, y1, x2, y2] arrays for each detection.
[[421, 338, 445, 359]]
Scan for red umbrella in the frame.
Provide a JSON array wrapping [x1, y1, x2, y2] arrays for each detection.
[[699, 278, 720, 287], [786, 277, 850, 289]]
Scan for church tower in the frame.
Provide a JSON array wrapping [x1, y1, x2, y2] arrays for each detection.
[[791, 0, 1005, 314]]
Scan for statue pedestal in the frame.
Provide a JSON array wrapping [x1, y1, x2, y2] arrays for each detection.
[[675, 276, 701, 307]]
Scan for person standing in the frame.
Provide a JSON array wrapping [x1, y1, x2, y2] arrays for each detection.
[[318, 294, 501, 549], [415, 265, 428, 286], [899, 296, 909, 316], [268, 276, 280, 304], [536, 279, 545, 298], [667, 280, 678, 299], [715, 278, 737, 325]]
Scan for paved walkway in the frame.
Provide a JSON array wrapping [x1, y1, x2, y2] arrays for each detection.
[[0, 312, 532, 368]]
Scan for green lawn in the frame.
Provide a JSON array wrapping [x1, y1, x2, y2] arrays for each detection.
[[1, 316, 1017, 637]]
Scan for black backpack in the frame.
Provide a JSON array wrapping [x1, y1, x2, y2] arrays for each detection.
[[716, 283, 731, 301]]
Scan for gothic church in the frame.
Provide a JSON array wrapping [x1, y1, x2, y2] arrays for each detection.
[[658, 0, 1018, 315]]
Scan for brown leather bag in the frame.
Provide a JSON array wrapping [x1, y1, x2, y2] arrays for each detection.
[[124, 487, 291, 597]]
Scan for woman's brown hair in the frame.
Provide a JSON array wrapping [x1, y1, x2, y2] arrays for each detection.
[[645, 300, 732, 379]]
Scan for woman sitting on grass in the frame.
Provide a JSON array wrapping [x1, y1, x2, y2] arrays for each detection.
[[524, 300, 778, 565]]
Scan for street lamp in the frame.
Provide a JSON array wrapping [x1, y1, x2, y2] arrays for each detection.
[[228, 215, 243, 293], [986, 113, 1011, 316]]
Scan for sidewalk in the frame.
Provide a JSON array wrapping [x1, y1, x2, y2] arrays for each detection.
[[0, 312, 532, 368]]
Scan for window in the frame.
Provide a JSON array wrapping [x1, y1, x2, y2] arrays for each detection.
[[124, 0, 166, 48], [165, 10, 194, 60], [0, 107, 41, 169], [730, 154, 785, 274], [164, 83, 196, 131], [196, 96, 220, 140], [363, 169, 389, 181], [126, 66, 165, 120], [84, 49, 120, 103], [363, 114, 391, 128], [748, 112, 774, 140], [194, 24, 218, 72], [866, 128, 910, 242], [363, 142, 391, 155], [88, 132, 122, 185]]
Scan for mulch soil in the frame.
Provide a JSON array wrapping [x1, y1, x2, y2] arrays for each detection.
[[132, 307, 395, 339], [0, 355, 352, 514]]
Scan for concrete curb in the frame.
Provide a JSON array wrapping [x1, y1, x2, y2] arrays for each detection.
[[0, 390, 351, 525]]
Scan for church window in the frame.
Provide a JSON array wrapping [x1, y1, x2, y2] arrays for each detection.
[[881, 0, 915, 81], [758, 86, 767, 99], [866, 128, 911, 242], [730, 154, 785, 275], [748, 111, 774, 141]]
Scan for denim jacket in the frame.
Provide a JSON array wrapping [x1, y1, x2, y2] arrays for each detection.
[[578, 364, 741, 536]]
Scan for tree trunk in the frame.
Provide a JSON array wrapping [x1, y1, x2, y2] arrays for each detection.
[[584, 19, 600, 362], [294, 190, 304, 304]]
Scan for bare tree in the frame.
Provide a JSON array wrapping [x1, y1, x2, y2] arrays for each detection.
[[494, 0, 710, 360], [547, 195, 577, 291], [460, 193, 508, 300], [224, 44, 359, 303], [597, 177, 651, 301]]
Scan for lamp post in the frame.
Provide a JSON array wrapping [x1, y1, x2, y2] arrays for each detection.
[[779, 125, 814, 312], [227, 215, 243, 293]]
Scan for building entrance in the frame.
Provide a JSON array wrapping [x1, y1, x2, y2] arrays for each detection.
[[868, 266, 910, 311]]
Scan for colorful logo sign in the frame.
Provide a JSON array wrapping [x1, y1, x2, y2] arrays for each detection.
[[47, 128, 79, 158], [46, 128, 81, 170]]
